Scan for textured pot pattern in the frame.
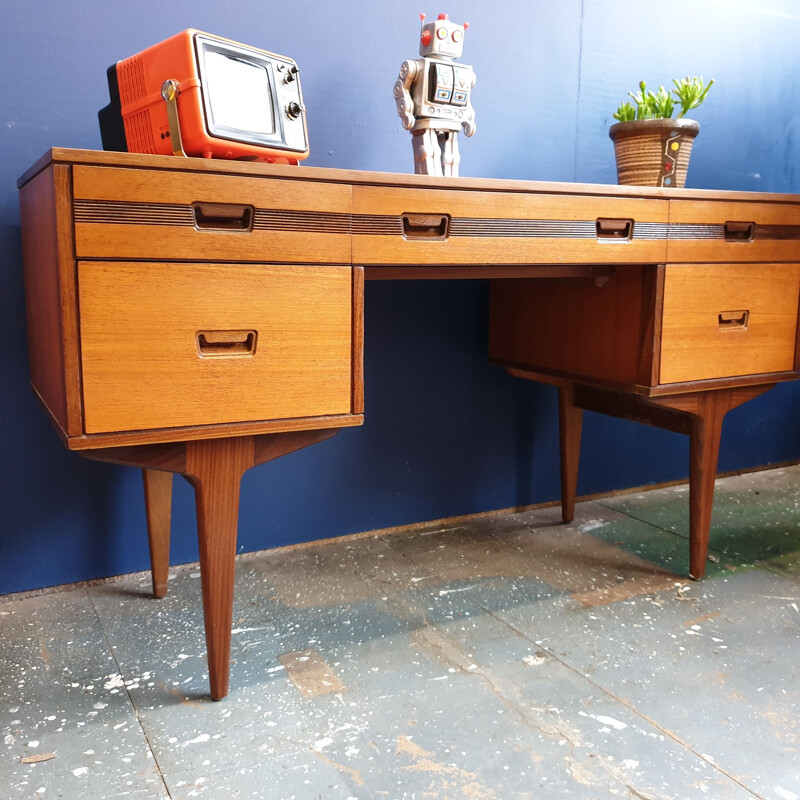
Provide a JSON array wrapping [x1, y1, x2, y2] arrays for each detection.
[[609, 118, 700, 188]]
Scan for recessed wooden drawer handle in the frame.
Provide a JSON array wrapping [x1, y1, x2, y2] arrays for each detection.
[[402, 213, 450, 239], [192, 202, 254, 231], [596, 218, 633, 240], [196, 330, 258, 357], [718, 310, 749, 330], [723, 221, 754, 241]]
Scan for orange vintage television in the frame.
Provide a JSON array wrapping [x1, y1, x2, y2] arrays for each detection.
[[98, 29, 309, 163]]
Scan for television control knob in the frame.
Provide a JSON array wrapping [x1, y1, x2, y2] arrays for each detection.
[[286, 101, 303, 120], [284, 65, 299, 83]]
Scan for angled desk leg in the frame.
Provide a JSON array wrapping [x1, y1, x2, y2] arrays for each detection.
[[559, 382, 774, 580], [143, 470, 173, 598], [83, 429, 338, 700], [183, 437, 252, 701], [557, 384, 583, 524], [651, 387, 774, 579], [509, 370, 774, 580]]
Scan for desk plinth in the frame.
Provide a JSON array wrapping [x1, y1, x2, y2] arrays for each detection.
[[19, 149, 800, 698]]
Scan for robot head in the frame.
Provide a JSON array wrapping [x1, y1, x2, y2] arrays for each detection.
[[418, 13, 468, 59]]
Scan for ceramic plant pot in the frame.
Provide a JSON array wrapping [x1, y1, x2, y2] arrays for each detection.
[[609, 117, 700, 188]]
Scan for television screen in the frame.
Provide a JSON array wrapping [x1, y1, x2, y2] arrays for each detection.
[[202, 50, 276, 137]]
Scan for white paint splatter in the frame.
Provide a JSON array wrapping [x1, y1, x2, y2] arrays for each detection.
[[72, 767, 88, 777], [579, 520, 608, 532], [313, 737, 333, 752], [231, 626, 270, 634], [580, 711, 628, 730], [775, 788, 798, 800], [186, 734, 210, 745], [438, 586, 473, 596], [523, 654, 547, 667], [103, 674, 124, 690]]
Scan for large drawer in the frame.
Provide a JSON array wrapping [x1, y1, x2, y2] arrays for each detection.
[[77, 261, 355, 433], [659, 263, 800, 384], [72, 166, 352, 263], [352, 185, 669, 265], [667, 199, 800, 262]]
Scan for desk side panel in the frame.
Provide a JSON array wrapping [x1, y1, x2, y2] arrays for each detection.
[[19, 164, 82, 438]]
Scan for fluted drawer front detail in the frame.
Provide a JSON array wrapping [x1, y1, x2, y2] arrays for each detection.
[[352, 185, 670, 264], [72, 165, 352, 263]]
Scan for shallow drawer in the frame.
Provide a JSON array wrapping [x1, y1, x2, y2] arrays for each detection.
[[72, 166, 351, 263], [667, 199, 800, 262], [352, 185, 668, 266], [659, 263, 800, 384], [78, 261, 354, 433]]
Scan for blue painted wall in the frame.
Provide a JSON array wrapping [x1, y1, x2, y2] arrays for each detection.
[[2, 1, 800, 594]]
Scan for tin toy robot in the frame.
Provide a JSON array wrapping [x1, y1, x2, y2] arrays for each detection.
[[393, 13, 476, 176]]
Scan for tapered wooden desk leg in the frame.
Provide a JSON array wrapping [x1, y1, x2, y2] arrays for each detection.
[[687, 394, 727, 581], [143, 469, 173, 598], [185, 437, 254, 701], [558, 384, 583, 523]]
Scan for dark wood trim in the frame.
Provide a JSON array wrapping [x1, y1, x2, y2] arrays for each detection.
[[572, 384, 694, 435], [364, 264, 616, 281], [794, 268, 800, 371], [638, 264, 665, 386], [55, 164, 84, 437], [64, 413, 363, 451], [501, 362, 798, 398], [352, 266, 365, 414], [647, 370, 797, 396]]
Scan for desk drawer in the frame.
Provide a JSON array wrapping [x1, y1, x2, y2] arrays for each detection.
[[667, 199, 800, 262], [659, 263, 800, 384], [72, 166, 351, 263], [352, 185, 668, 265], [77, 261, 354, 433]]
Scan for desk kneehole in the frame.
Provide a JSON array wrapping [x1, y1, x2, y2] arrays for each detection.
[[658, 263, 800, 385]]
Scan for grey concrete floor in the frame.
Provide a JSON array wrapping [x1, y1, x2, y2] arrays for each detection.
[[2, 465, 800, 800]]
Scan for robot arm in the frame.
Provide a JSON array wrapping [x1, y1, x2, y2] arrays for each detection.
[[394, 59, 421, 130], [462, 70, 477, 137]]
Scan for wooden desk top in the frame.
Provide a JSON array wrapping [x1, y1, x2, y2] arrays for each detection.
[[18, 147, 800, 205]]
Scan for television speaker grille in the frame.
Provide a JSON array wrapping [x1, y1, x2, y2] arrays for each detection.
[[116, 54, 147, 105], [123, 109, 156, 154]]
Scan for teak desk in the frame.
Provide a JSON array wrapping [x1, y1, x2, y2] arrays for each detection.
[[18, 149, 800, 699]]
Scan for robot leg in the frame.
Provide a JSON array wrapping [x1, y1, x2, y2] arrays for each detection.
[[412, 129, 443, 176], [441, 132, 461, 177]]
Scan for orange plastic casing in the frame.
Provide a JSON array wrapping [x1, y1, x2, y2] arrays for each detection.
[[114, 29, 308, 163]]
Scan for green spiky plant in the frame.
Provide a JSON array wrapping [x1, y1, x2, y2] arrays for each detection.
[[613, 76, 714, 122]]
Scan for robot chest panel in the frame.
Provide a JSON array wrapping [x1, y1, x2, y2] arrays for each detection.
[[422, 59, 473, 108]]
